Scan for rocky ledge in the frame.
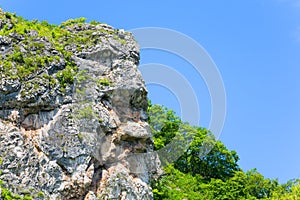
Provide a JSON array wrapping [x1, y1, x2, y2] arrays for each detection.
[[0, 9, 160, 200]]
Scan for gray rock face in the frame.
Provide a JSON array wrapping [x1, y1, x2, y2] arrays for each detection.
[[0, 10, 161, 200]]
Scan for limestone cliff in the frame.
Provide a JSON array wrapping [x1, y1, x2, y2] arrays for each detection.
[[0, 9, 160, 200]]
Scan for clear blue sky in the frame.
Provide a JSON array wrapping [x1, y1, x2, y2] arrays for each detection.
[[1, 0, 300, 183]]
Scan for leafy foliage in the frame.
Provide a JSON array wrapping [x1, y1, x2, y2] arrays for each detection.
[[149, 103, 300, 199], [97, 77, 111, 87], [60, 17, 87, 28], [148, 104, 181, 150]]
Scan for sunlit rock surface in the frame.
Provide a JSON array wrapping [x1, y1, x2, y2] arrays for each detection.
[[0, 9, 160, 200]]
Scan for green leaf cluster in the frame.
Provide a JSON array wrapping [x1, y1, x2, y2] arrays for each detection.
[[149, 104, 300, 199], [97, 77, 111, 87]]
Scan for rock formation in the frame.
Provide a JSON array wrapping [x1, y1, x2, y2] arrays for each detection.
[[0, 9, 160, 199]]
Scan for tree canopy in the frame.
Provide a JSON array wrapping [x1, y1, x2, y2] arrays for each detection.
[[149, 103, 299, 200]]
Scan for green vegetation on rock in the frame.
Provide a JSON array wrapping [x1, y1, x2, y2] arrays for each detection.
[[0, 180, 33, 200], [0, 10, 123, 93], [0, 11, 76, 83], [97, 77, 111, 86], [2, 9, 299, 199]]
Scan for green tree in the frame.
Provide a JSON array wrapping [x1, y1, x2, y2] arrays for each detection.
[[148, 103, 239, 181], [175, 134, 240, 181], [148, 104, 181, 150], [149, 103, 300, 200]]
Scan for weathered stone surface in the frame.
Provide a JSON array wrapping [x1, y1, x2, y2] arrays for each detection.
[[97, 163, 153, 200], [0, 10, 160, 200], [119, 121, 151, 139]]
